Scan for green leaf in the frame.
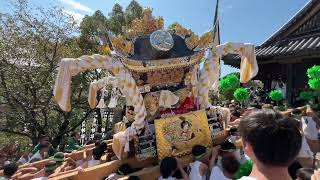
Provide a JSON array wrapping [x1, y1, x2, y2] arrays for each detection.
[[308, 78, 320, 90], [233, 87, 250, 102], [299, 91, 315, 101], [269, 90, 284, 101], [307, 65, 320, 79]]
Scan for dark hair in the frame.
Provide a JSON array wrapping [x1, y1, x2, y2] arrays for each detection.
[[296, 168, 313, 180], [231, 110, 241, 118], [128, 176, 140, 180], [39, 135, 49, 140], [288, 161, 302, 179], [3, 163, 18, 177], [221, 155, 240, 175], [98, 142, 108, 152], [239, 109, 302, 166], [118, 163, 133, 175], [94, 133, 103, 141], [191, 145, 206, 158], [160, 157, 177, 178], [95, 140, 101, 147], [92, 147, 103, 160]]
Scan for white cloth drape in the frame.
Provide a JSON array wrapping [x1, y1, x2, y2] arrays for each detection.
[[53, 54, 147, 130], [198, 42, 258, 109]]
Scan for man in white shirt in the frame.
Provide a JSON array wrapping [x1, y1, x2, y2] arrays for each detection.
[[301, 111, 320, 154], [238, 109, 302, 180]]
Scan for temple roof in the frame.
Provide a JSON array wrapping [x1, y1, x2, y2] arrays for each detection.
[[224, 0, 320, 67]]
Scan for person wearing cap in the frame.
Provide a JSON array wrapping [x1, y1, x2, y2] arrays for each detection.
[[21, 160, 57, 180], [53, 152, 65, 167], [65, 132, 83, 152], [188, 145, 208, 180], [49, 152, 77, 176]]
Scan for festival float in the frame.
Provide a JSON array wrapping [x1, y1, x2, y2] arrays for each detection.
[[50, 8, 259, 179]]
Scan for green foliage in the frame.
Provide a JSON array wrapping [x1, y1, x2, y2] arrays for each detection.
[[108, 3, 126, 35], [79, 10, 109, 54], [269, 90, 284, 102], [308, 78, 320, 90], [219, 74, 240, 92], [124, 0, 143, 25], [234, 160, 253, 179], [307, 65, 320, 79], [233, 88, 250, 102], [299, 91, 315, 101], [0, 0, 92, 146]]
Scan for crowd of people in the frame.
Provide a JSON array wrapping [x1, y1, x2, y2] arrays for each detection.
[[156, 106, 320, 180], [1, 104, 320, 180]]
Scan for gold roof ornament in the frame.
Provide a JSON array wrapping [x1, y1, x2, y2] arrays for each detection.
[[111, 8, 214, 73], [127, 8, 164, 39]]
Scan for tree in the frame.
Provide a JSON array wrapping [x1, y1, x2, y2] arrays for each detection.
[[0, 0, 94, 146], [79, 10, 109, 54], [124, 0, 143, 26], [108, 3, 126, 35]]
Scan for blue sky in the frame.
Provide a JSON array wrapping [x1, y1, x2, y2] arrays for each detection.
[[1, 0, 310, 76]]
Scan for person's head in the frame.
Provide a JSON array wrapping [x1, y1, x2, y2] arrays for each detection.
[[94, 133, 103, 141], [3, 163, 18, 178], [92, 147, 103, 160], [95, 140, 101, 147], [53, 152, 65, 166], [70, 132, 80, 140], [39, 135, 50, 146], [221, 155, 240, 177], [231, 110, 241, 121], [220, 141, 236, 152], [291, 109, 303, 121], [118, 163, 133, 175], [296, 168, 313, 180], [239, 109, 302, 167], [288, 161, 302, 179], [160, 157, 177, 178], [98, 141, 108, 152], [192, 145, 207, 161], [128, 176, 140, 180], [44, 161, 57, 176]]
